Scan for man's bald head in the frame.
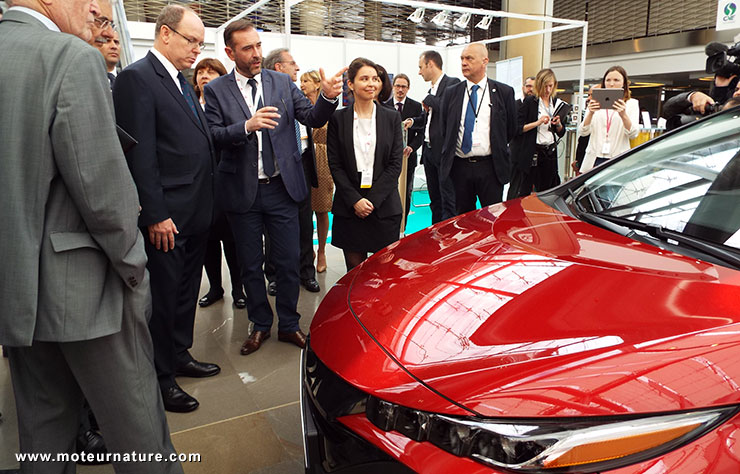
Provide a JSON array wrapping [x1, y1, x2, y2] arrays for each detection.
[[460, 42, 489, 83], [13, 0, 97, 40]]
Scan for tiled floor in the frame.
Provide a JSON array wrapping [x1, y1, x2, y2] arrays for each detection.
[[0, 244, 350, 474]]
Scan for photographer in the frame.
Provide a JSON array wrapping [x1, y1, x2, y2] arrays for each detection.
[[663, 41, 740, 130]]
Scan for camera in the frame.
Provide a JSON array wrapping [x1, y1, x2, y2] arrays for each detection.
[[705, 41, 740, 77]]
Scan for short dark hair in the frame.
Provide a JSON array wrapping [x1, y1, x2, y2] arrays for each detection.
[[264, 48, 289, 71], [155, 5, 188, 39], [393, 73, 410, 87], [421, 50, 443, 69], [224, 19, 255, 48], [192, 58, 227, 98]]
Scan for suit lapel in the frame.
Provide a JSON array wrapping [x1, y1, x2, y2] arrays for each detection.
[[226, 72, 251, 119], [147, 53, 205, 134], [448, 82, 465, 130], [343, 107, 358, 177], [262, 71, 273, 111]]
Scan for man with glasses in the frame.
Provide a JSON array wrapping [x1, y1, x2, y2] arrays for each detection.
[[262, 47, 321, 296], [384, 73, 423, 227], [113, 4, 219, 413]]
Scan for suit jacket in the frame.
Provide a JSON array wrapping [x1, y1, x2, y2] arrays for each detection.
[[327, 104, 403, 218], [203, 69, 336, 213], [439, 78, 517, 185], [415, 74, 460, 165], [302, 123, 318, 188], [113, 51, 215, 236], [0, 10, 146, 346], [383, 96, 424, 168], [510, 95, 567, 172]]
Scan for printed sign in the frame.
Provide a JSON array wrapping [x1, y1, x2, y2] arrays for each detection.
[[717, 1, 740, 31]]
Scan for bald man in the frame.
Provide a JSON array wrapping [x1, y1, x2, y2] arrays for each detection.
[[439, 43, 516, 215]]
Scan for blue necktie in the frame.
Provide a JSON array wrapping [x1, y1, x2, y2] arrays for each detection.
[[294, 120, 302, 153], [248, 78, 275, 177], [177, 72, 201, 124], [461, 84, 479, 154]]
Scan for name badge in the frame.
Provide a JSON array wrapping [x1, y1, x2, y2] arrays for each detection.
[[601, 141, 611, 156], [361, 170, 373, 189]]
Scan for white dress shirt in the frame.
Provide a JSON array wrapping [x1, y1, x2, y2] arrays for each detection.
[[8, 6, 59, 31], [234, 70, 279, 179], [424, 75, 443, 144], [150, 48, 181, 93], [353, 103, 377, 184], [456, 77, 492, 158]]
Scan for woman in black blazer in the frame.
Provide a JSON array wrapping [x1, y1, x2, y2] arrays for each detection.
[[328, 57, 403, 271], [508, 68, 566, 199]]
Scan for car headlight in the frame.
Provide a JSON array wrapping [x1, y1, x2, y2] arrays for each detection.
[[366, 396, 739, 472]]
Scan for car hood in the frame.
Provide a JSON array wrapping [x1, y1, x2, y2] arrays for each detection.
[[346, 196, 740, 417]]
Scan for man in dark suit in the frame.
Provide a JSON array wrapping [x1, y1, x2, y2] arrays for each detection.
[[0, 1, 181, 472], [440, 43, 517, 215], [203, 20, 345, 356], [113, 4, 220, 414], [384, 73, 424, 227], [262, 47, 321, 295], [414, 50, 460, 224]]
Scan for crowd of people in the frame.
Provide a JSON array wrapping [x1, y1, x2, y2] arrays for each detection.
[[2, 0, 715, 471]]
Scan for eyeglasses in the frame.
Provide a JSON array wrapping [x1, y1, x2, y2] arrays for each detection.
[[93, 16, 116, 31], [393, 84, 409, 89], [166, 25, 205, 50]]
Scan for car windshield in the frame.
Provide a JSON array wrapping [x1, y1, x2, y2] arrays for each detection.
[[567, 109, 740, 256]]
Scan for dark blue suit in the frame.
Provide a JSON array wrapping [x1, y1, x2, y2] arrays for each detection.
[[203, 69, 336, 333], [440, 78, 517, 215], [113, 51, 215, 389]]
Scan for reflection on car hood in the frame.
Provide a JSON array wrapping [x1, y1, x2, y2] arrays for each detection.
[[347, 196, 740, 417]]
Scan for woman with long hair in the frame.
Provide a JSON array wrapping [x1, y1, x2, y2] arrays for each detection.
[[508, 68, 566, 198], [327, 58, 403, 271], [579, 65, 640, 173], [300, 70, 334, 273]]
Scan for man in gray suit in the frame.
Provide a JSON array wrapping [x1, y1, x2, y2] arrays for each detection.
[[0, 1, 181, 472]]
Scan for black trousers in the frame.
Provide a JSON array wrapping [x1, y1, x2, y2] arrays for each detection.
[[145, 231, 209, 389], [422, 144, 456, 224], [450, 157, 504, 215], [203, 214, 243, 298], [507, 145, 561, 200]]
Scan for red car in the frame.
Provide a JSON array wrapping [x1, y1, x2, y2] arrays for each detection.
[[302, 108, 740, 473]]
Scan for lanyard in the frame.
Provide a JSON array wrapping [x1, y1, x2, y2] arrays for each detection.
[[605, 110, 613, 140], [466, 83, 486, 119]]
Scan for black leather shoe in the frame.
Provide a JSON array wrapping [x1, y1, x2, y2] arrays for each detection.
[[302, 278, 320, 293], [267, 281, 277, 296], [198, 291, 223, 307], [76, 429, 108, 464], [162, 385, 199, 413], [233, 294, 247, 309], [176, 360, 221, 378]]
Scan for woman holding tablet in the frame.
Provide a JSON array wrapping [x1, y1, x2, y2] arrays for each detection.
[[579, 65, 640, 173], [328, 58, 403, 271], [509, 68, 566, 199]]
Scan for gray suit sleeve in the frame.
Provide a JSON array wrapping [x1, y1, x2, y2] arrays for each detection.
[[51, 46, 145, 289]]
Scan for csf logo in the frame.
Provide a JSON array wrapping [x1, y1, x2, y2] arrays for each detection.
[[725, 2, 737, 21]]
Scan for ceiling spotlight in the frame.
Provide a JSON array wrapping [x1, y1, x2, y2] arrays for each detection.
[[454, 12, 471, 29], [407, 7, 424, 23], [476, 15, 493, 30], [431, 10, 449, 27]]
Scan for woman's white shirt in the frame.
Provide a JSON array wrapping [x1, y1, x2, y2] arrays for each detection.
[[579, 97, 639, 172]]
